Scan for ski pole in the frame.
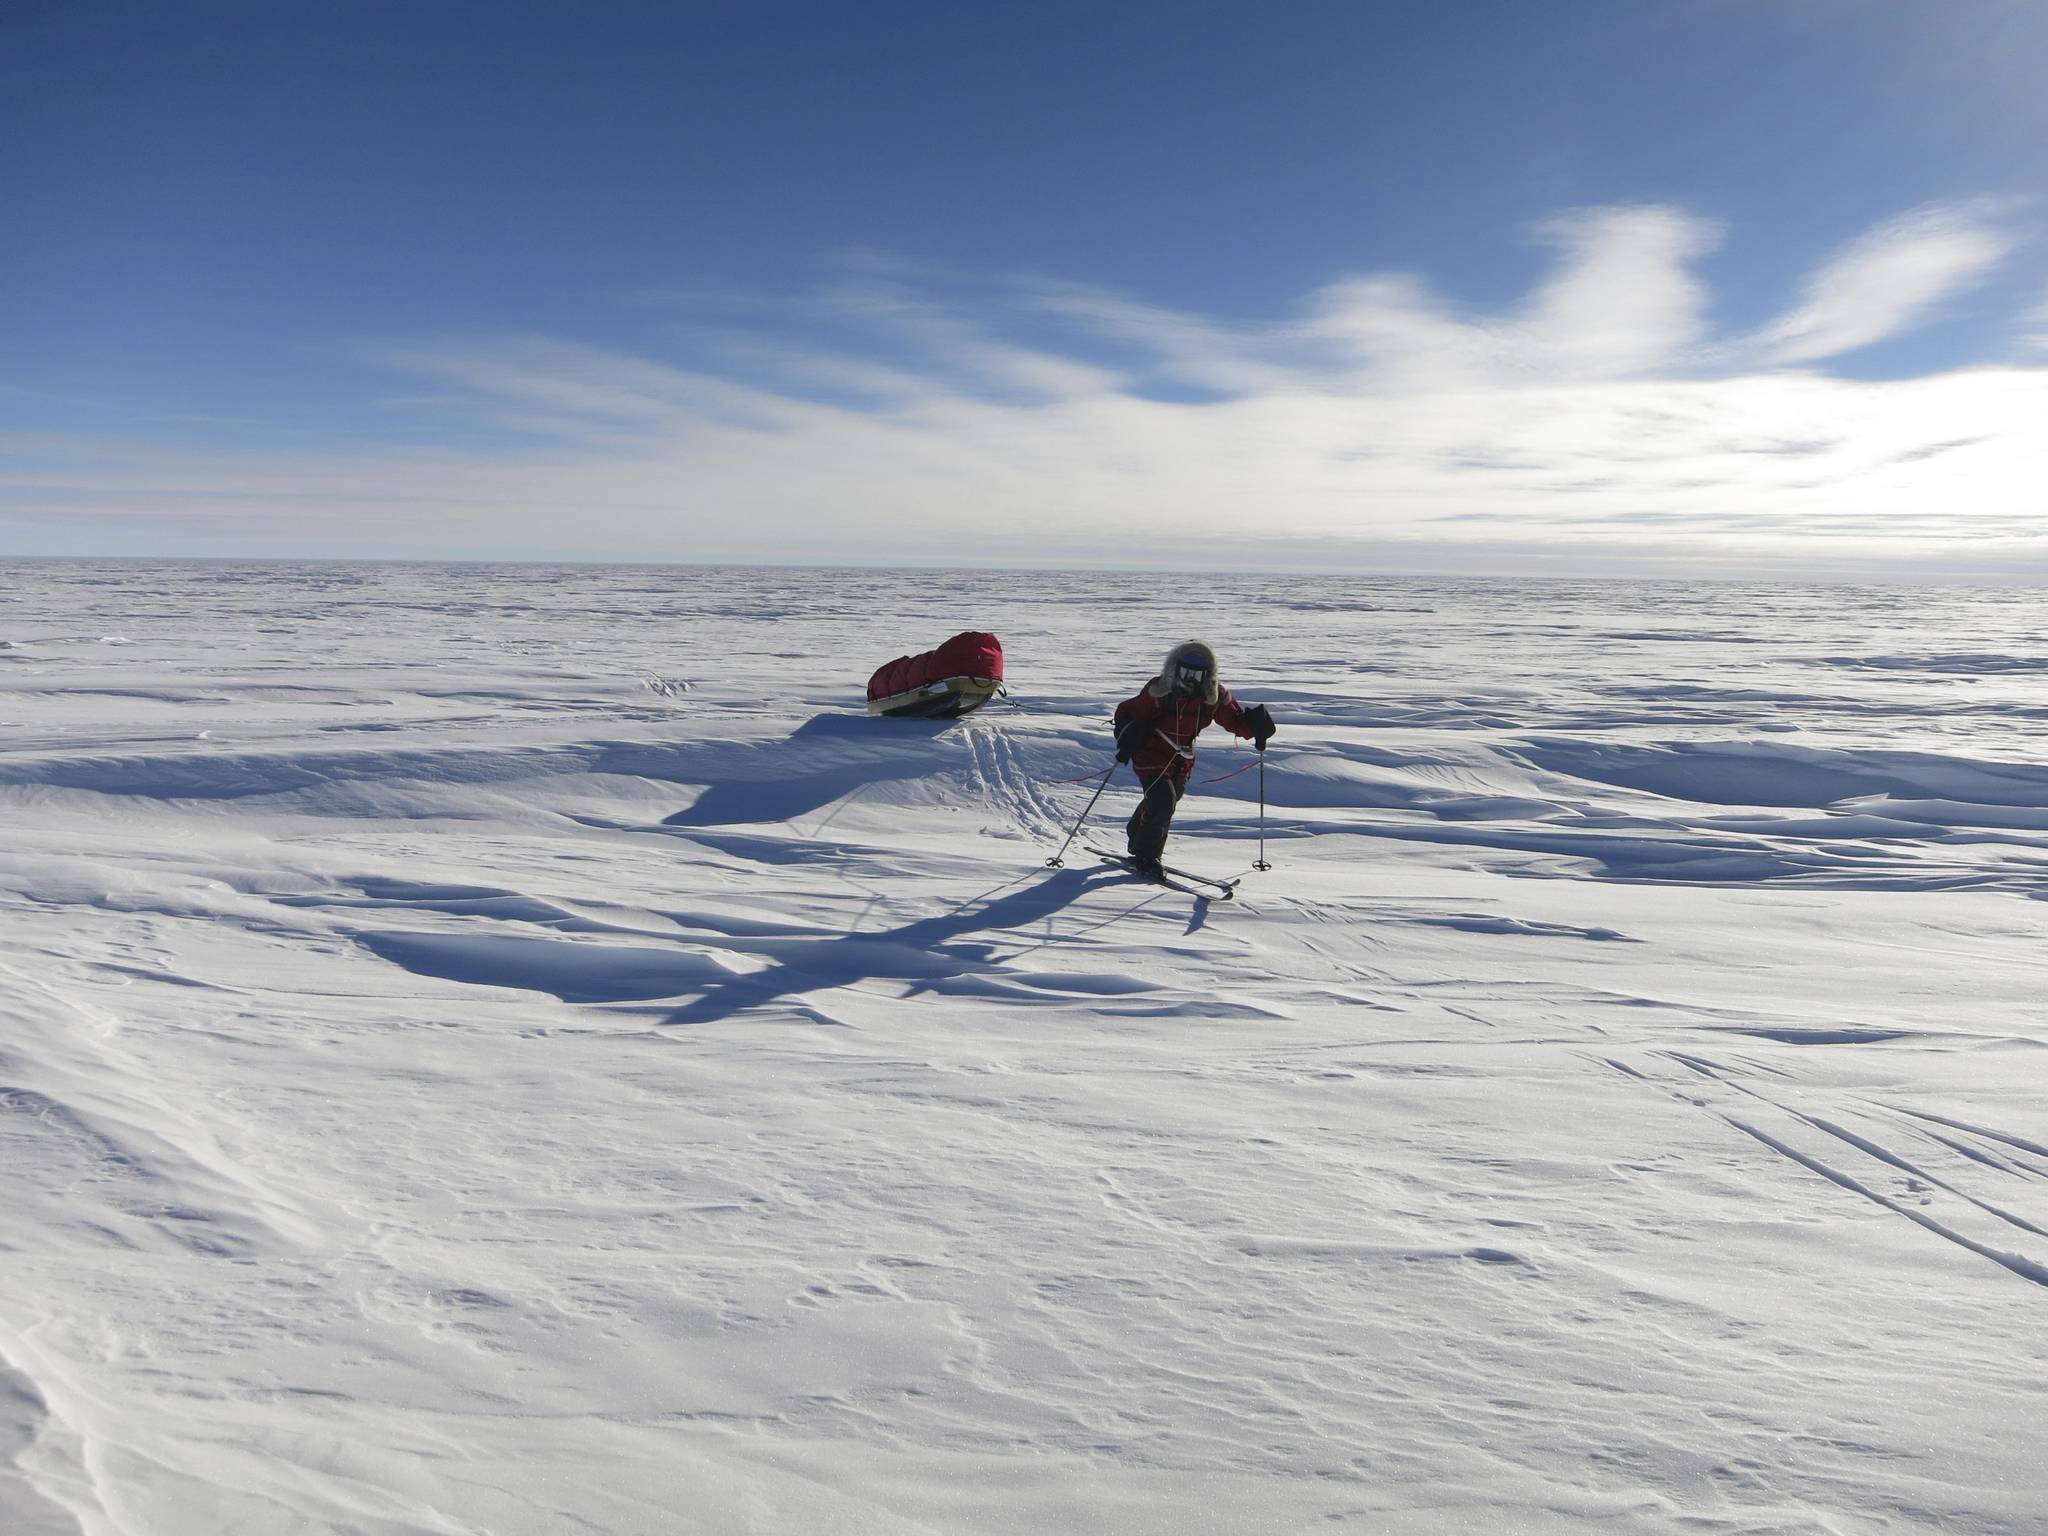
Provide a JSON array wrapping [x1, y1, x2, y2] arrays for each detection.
[[1253, 745, 1272, 872], [1045, 763, 1117, 868]]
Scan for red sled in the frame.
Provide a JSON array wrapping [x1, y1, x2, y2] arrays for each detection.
[[867, 631, 1005, 719]]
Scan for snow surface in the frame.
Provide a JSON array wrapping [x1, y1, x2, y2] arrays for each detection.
[[2, 558, 2046, 1534]]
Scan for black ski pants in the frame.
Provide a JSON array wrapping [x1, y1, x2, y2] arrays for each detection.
[[1126, 771, 1185, 862]]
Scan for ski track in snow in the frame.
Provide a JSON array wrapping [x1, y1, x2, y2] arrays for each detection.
[[2, 560, 2046, 1534]]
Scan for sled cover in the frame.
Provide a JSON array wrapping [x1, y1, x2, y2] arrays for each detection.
[[866, 631, 1004, 704]]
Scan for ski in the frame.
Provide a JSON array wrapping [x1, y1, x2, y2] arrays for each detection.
[[1086, 846, 1238, 899]]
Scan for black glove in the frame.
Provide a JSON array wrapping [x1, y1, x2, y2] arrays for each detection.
[[1113, 718, 1149, 763], [1243, 704, 1276, 751]]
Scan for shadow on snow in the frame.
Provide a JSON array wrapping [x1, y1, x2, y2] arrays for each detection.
[[358, 863, 1212, 1021]]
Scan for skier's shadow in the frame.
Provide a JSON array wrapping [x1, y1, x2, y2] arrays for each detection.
[[654, 861, 1195, 1025]]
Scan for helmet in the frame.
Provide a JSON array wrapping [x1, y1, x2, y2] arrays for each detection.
[[1167, 641, 1215, 697]]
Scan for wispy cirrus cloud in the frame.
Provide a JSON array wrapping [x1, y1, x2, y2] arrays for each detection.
[[2023, 287, 2048, 354], [7, 200, 2043, 575], [1741, 200, 2015, 365]]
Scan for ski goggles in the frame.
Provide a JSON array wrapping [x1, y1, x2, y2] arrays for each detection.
[[1173, 662, 1212, 689]]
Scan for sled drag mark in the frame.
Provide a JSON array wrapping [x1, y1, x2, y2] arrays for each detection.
[[1654, 1050, 1776, 1104], [969, 726, 1037, 838], [1724, 1117, 2048, 1290], [1595, 1052, 2048, 1290], [1888, 1108, 2048, 1172], [1792, 1112, 2048, 1239], [988, 726, 1076, 842]]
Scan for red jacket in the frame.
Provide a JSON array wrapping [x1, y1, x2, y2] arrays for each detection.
[[1114, 683, 1256, 783]]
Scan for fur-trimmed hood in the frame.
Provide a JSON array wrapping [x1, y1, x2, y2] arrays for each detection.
[[1144, 640, 1221, 705]]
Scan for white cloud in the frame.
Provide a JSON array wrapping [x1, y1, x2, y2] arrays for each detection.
[[1513, 206, 1719, 379], [2024, 288, 2048, 354], [817, 276, 1127, 401], [1306, 273, 1496, 387], [8, 202, 2046, 576], [1028, 282, 1304, 397], [1744, 201, 2013, 365]]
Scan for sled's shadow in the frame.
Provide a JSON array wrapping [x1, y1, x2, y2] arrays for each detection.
[[649, 713, 957, 829], [652, 860, 1206, 1025]]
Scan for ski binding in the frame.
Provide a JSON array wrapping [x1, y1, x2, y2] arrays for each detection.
[[1086, 846, 1238, 899]]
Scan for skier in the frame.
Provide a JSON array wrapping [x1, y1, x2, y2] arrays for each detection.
[[1112, 640, 1275, 875]]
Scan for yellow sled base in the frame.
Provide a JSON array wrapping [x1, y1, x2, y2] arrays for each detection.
[[867, 676, 1002, 719]]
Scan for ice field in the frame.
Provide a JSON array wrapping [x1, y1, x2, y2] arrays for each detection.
[[2, 558, 2045, 1533]]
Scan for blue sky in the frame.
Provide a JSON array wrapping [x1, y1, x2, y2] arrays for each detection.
[[5, 0, 2046, 573]]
